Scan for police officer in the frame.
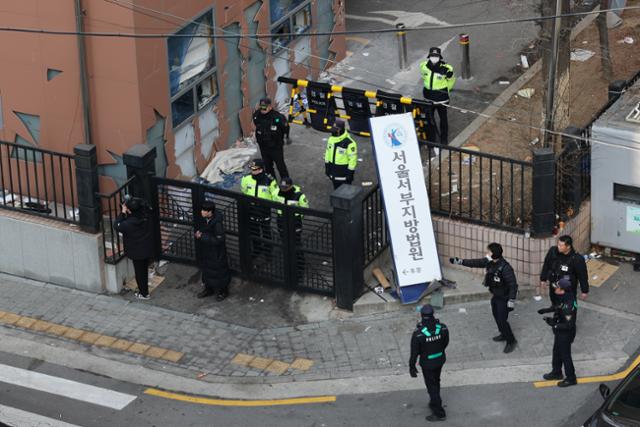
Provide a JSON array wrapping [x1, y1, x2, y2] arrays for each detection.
[[419, 47, 456, 145], [539, 235, 589, 311], [541, 276, 578, 387], [450, 242, 518, 353], [253, 97, 290, 179], [273, 177, 309, 280], [241, 159, 278, 258], [325, 119, 357, 189], [409, 304, 449, 422]]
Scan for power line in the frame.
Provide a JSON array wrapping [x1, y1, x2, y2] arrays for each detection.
[[0, 5, 638, 39], [95, 0, 640, 149]]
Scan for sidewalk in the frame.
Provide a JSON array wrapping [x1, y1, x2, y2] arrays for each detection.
[[0, 262, 638, 395]]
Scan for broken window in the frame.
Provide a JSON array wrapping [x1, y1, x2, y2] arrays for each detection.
[[270, 0, 311, 53], [168, 10, 219, 128]]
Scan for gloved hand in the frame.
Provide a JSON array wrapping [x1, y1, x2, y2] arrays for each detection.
[[449, 257, 463, 265], [507, 299, 515, 312], [346, 169, 355, 184], [543, 317, 554, 326], [446, 71, 453, 78], [410, 366, 418, 378]]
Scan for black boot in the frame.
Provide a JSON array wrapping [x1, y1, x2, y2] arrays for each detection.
[[503, 341, 517, 354], [197, 289, 214, 299], [543, 372, 563, 380], [558, 378, 577, 387], [492, 334, 506, 342]]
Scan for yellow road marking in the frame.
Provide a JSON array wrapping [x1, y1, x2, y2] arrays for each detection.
[[144, 388, 336, 407], [533, 354, 640, 388]]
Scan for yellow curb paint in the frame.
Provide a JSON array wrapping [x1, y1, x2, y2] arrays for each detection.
[[290, 358, 314, 371], [78, 332, 101, 344], [249, 357, 273, 370], [63, 328, 85, 340], [94, 335, 117, 347], [15, 317, 36, 329], [128, 343, 151, 355], [533, 355, 640, 388], [161, 350, 184, 363], [143, 388, 336, 407], [31, 320, 54, 333], [47, 324, 70, 336], [0, 313, 21, 325], [110, 339, 134, 352], [230, 353, 255, 367], [265, 360, 290, 375], [144, 346, 168, 359]]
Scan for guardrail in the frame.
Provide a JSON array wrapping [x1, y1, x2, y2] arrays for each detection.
[[0, 140, 78, 223]]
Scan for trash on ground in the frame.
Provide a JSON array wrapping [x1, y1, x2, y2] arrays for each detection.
[[197, 372, 208, 379], [570, 48, 595, 62], [498, 80, 510, 85], [362, 52, 369, 56], [530, 137, 539, 146], [458, 307, 467, 313], [534, 295, 543, 301], [623, 36, 635, 44], [520, 55, 529, 69], [517, 88, 535, 99], [362, 181, 373, 186]]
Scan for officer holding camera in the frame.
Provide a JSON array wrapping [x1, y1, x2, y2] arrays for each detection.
[[450, 242, 518, 353]]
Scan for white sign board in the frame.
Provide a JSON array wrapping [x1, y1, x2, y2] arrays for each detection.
[[370, 113, 442, 287], [627, 206, 640, 234]]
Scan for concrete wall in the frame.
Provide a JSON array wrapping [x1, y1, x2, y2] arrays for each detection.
[[435, 201, 591, 287], [0, 210, 106, 293]]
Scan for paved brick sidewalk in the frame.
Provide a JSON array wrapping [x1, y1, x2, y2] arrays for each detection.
[[0, 273, 639, 385]]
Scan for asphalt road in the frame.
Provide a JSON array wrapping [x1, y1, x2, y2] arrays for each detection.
[[0, 349, 615, 427]]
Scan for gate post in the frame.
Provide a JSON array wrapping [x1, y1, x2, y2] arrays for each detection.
[[531, 148, 556, 236], [331, 184, 364, 310], [74, 144, 101, 233], [123, 145, 157, 203]]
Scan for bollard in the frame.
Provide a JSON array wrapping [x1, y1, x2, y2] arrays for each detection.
[[396, 23, 408, 70], [459, 34, 471, 79]]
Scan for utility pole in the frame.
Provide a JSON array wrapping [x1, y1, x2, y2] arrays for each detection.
[[75, 0, 92, 145], [597, 0, 613, 81], [541, 0, 571, 150], [543, 0, 563, 148]]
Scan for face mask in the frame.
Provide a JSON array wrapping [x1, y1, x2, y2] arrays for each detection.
[[486, 254, 492, 261], [429, 56, 439, 64]]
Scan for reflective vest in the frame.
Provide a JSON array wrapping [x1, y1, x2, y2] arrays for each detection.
[[241, 173, 277, 220], [273, 185, 309, 210], [419, 61, 456, 92], [325, 130, 357, 179], [421, 324, 444, 360]]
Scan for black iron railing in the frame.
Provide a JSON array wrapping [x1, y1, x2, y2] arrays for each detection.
[[362, 184, 388, 266], [0, 140, 78, 223], [97, 177, 137, 264], [425, 142, 533, 232]]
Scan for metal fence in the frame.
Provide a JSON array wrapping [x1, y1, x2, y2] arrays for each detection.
[[97, 177, 137, 264], [0, 140, 78, 223], [362, 184, 388, 266], [424, 141, 533, 232], [152, 177, 335, 296]]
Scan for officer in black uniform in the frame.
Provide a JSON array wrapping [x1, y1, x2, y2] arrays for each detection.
[[541, 276, 578, 387], [450, 242, 518, 353], [252, 97, 290, 180], [539, 235, 589, 310], [409, 304, 450, 422]]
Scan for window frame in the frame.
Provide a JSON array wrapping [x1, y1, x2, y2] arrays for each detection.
[[613, 182, 640, 206], [269, 0, 312, 54], [168, 9, 219, 129]]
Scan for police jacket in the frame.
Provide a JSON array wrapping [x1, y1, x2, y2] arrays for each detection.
[[253, 109, 288, 149], [273, 185, 309, 230], [461, 257, 518, 299], [548, 293, 577, 335], [114, 210, 154, 261], [540, 247, 589, 295], [196, 211, 231, 290], [241, 172, 277, 220], [325, 130, 357, 179], [419, 60, 456, 102], [409, 318, 449, 369]]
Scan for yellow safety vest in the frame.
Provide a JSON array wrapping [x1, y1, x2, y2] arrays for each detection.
[[420, 61, 456, 92]]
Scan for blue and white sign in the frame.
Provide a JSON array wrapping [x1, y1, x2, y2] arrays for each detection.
[[370, 113, 441, 297]]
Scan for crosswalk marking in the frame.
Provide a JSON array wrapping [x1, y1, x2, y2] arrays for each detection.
[[0, 404, 83, 427], [0, 364, 136, 410]]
